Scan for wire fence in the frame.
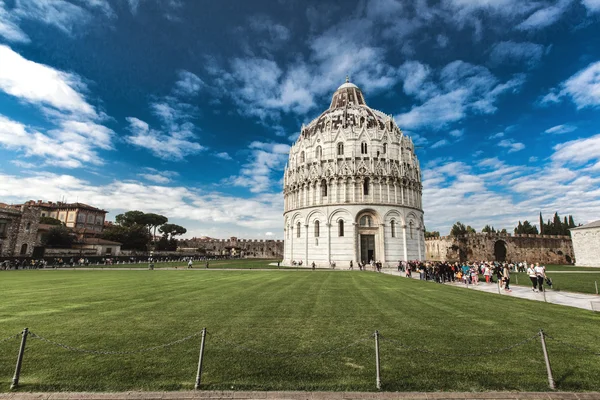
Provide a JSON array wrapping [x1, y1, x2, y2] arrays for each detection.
[[1, 327, 599, 391]]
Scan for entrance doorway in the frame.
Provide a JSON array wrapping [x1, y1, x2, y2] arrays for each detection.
[[494, 240, 507, 262], [360, 234, 375, 263]]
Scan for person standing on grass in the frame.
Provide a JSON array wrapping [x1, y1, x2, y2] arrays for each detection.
[[205, 260, 209, 269], [527, 263, 538, 292], [188, 259, 193, 269], [312, 261, 316, 270], [534, 262, 546, 292], [349, 260, 353, 270]]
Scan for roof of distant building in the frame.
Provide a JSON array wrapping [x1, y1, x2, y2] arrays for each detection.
[[570, 220, 600, 230], [18, 200, 107, 213]]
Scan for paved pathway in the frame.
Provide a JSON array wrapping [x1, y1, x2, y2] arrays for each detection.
[[382, 270, 600, 312], [1, 391, 600, 400]]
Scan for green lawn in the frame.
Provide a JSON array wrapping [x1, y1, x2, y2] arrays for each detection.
[[543, 264, 600, 272], [511, 272, 600, 294], [66, 258, 283, 269], [1, 270, 599, 393]]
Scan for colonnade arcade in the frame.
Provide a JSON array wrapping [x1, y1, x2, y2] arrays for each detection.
[[284, 176, 422, 211]]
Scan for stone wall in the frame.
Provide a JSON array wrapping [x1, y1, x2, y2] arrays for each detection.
[[178, 237, 284, 259], [570, 227, 600, 267], [425, 232, 574, 264], [0, 205, 40, 257]]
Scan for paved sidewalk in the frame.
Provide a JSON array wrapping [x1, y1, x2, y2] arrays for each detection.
[[382, 270, 600, 312], [1, 391, 600, 400]]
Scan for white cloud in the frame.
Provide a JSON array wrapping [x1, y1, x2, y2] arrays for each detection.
[[215, 152, 233, 160], [174, 70, 203, 97], [529, 156, 538, 162], [0, 115, 114, 168], [544, 124, 577, 134], [137, 168, 179, 184], [449, 129, 464, 138], [431, 139, 450, 149], [226, 141, 290, 193], [582, 0, 600, 12], [541, 61, 600, 109], [552, 133, 600, 165], [436, 34, 449, 48], [125, 117, 204, 160], [396, 60, 525, 130], [0, 171, 285, 238], [517, 0, 572, 30], [0, 1, 30, 42], [498, 139, 525, 153], [0, 45, 96, 116], [489, 132, 505, 139], [489, 41, 545, 68]]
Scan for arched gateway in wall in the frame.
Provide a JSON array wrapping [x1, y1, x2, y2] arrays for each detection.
[[282, 79, 425, 267]]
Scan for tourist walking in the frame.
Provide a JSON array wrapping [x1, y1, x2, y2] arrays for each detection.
[[188, 259, 193, 269], [503, 264, 512, 292], [534, 263, 546, 292], [527, 263, 538, 291], [483, 264, 491, 283]]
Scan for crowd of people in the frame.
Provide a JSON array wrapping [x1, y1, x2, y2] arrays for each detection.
[[394, 260, 551, 292]]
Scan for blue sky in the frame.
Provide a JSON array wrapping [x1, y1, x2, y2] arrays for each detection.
[[1, 0, 600, 239]]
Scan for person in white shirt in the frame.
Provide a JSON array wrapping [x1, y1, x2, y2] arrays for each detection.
[[527, 263, 537, 292], [534, 262, 546, 292]]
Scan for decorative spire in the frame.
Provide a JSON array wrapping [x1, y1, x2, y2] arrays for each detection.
[[345, 75, 349, 83]]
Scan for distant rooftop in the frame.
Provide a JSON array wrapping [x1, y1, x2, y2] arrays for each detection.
[[570, 220, 600, 230]]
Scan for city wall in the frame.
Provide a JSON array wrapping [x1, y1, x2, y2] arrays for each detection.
[[177, 237, 284, 259], [425, 233, 574, 264]]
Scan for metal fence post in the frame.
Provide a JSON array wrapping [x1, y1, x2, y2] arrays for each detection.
[[539, 329, 555, 390], [374, 330, 381, 390], [497, 280, 501, 294], [595, 281, 598, 295], [10, 328, 28, 390], [194, 328, 207, 390], [543, 287, 547, 303]]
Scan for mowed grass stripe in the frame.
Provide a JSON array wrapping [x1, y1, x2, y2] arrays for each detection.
[[0, 270, 599, 392]]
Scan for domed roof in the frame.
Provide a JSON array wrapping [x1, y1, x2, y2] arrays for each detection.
[[299, 79, 397, 139]]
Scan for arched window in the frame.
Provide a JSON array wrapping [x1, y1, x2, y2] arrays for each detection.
[[337, 142, 344, 156], [383, 143, 387, 154], [297, 222, 301, 238], [20, 243, 28, 255], [338, 220, 344, 237], [409, 221, 414, 239], [321, 179, 328, 197], [300, 151, 305, 163], [391, 220, 396, 238], [314, 220, 320, 238], [361, 142, 368, 154], [363, 178, 370, 195], [359, 216, 372, 227], [25, 222, 31, 232], [315, 146, 322, 159]]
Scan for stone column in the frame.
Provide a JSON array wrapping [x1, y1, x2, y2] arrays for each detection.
[[290, 225, 294, 263], [379, 223, 386, 263], [305, 224, 309, 264], [326, 222, 332, 265], [402, 224, 408, 261], [417, 227, 422, 260], [353, 222, 359, 264]]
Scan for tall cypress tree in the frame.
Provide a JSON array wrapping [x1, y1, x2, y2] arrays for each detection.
[[539, 212, 544, 235]]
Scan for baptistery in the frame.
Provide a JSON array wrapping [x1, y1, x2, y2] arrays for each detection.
[[283, 79, 425, 267]]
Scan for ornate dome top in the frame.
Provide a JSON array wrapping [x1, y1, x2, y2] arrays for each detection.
[[299, 78, 398, 140]]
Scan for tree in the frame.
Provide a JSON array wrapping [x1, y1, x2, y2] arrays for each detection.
[[42, 226, 74, 247], [115, 210, 147, 227], [466, 225, 476, 234], [514, 220, 538, 234], [158, 223, 187, 240], [39, 216, 62, 226], [482, 225, 496, 233], [500, 228, 508, 234], [145, 213, 168, 241], [101, 224, 151, 251], [450, 222, 467, 236], [425, 230, 440, 239]]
